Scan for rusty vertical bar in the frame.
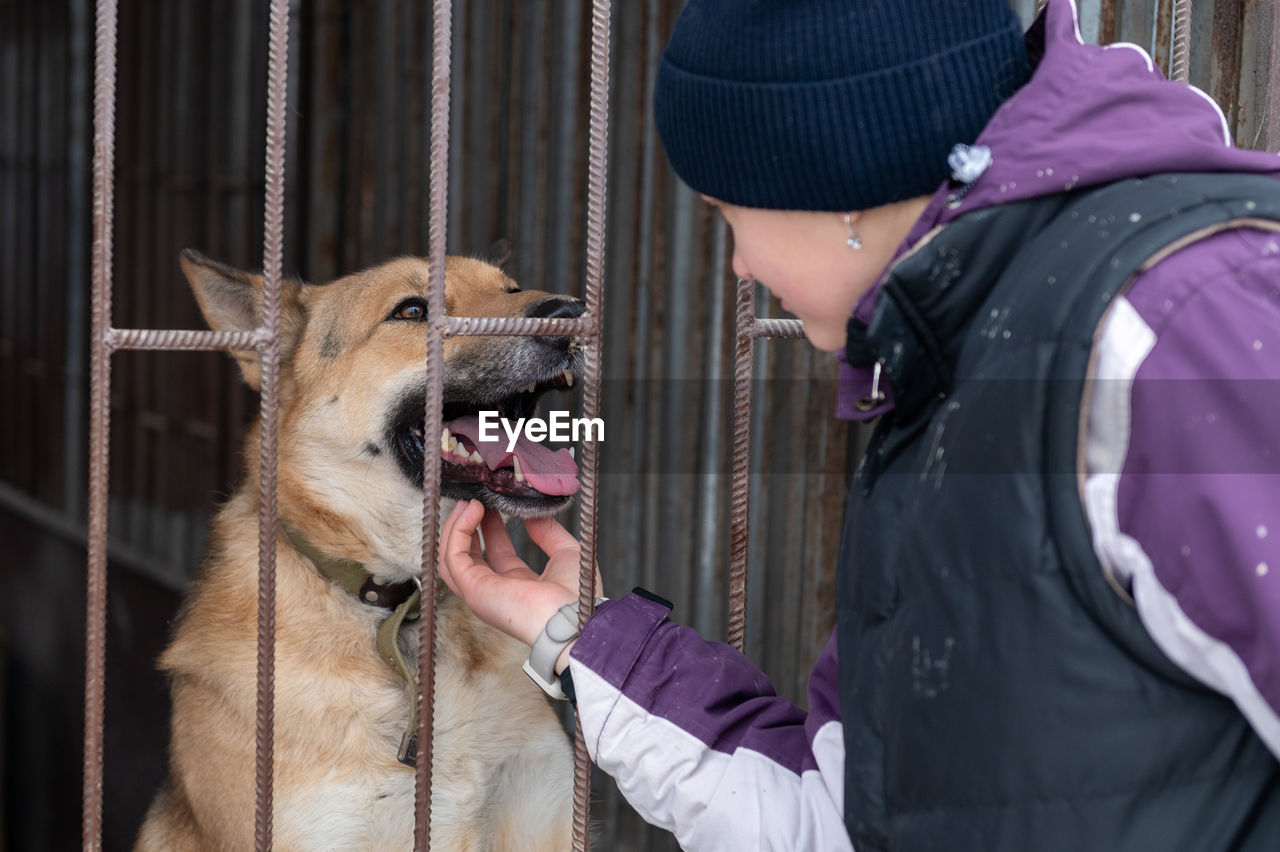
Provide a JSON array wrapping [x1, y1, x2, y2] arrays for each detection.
[[1171, 0, 1192, 83], [727, 279, 754, 653], [253, 0, 291, 849], [1155, 0, 1174, 78], [1270, 3, 1280, 152], [728, 280, 803, 654], [571, 0, 612, 847], [1099, 0, 1118, 45], [1208, 0, 1243, 131], [83, 0, 118, 847], [415, 0, 453, 848]]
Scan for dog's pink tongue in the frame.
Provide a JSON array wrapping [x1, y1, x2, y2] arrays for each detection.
[[446, 415, 580, 496]]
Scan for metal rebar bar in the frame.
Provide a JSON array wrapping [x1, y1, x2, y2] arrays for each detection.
[[571, 2, 612, 845], [727, 279, 755, 652], [751, 318, 805, 340], [1171, 0, 1193, 84], [415, 0, 454, 848], [444, 315, 590, 337], [83, 0, 119, 847], [728, 286, 805, 654], [253, 1, 291, 849], [109, 328, 267, 352]]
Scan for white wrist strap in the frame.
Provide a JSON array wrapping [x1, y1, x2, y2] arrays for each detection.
[[523, 599, 604, 699]]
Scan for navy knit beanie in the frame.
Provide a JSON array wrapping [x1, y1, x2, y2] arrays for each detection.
[[654, 0, 1030, 211]]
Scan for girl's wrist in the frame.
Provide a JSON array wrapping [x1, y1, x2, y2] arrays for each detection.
[[553, 640, 577, 676]]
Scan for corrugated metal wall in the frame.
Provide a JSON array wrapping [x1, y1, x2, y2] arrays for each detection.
[[2, 1, 1279, 849]]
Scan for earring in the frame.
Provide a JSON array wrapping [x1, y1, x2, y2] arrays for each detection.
[[844, 213, 863, 251]]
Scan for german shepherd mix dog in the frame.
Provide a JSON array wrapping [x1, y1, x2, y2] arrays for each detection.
[[136, 250, 582, 850]]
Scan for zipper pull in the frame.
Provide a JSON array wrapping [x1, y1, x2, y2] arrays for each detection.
[[945, 143, 992, 209]]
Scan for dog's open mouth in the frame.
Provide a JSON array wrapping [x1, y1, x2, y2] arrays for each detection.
[[391, 368, 581, 514]]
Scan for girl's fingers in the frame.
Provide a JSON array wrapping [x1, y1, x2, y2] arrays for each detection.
[[479, 510, 517, 563], [523, 515, 582, 559], [444, 499, 483, 548], [440, 500, 488, 594], [479, 511, 541, 581]]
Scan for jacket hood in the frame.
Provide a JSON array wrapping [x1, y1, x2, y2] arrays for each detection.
[[838, 0, 1280, 419]]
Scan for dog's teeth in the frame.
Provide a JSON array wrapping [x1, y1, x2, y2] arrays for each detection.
[[563, 369, 575, 388], [512, 455, 525, 483], [453, 443, 471, 460], [469, 450, 483, 464], [568, 446, 575, 460], [440, 429, 452, 452], [521, 382, 536, 394]]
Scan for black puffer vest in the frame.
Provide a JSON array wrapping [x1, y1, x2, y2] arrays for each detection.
[[838, 174, 1280, 851]]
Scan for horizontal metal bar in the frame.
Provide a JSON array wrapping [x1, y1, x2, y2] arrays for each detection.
[[749, 318, 806, 340], [107, 328, 267, 352], [106, 317, 605, 352], [444, 314, 599, 337]]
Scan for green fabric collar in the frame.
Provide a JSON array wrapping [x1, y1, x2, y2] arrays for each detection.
[[282, 523, 423, 766]]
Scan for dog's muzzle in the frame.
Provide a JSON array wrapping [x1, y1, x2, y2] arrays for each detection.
[[389, 364, 581, 517]]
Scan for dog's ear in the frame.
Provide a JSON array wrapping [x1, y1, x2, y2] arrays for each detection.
[[482, 237, 514, 271], [180, 248, 305, 391]]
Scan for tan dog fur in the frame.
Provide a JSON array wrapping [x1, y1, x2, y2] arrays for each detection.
[[136, 252, 577, 851]]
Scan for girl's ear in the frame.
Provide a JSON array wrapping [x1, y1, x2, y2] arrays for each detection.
[[179, 248, 306, 390]]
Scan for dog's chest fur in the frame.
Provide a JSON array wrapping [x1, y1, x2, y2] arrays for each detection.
[[140, 493, 573, 850]]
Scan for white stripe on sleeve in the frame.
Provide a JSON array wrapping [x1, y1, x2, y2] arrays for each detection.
[[1083, 295, 1280, 758], [572, 662, 854, 851]]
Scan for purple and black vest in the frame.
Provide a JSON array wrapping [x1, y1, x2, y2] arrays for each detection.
[[839, 174, 1280, 851]]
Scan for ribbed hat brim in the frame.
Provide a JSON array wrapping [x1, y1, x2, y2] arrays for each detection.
[[655, 26, 1028, 211]]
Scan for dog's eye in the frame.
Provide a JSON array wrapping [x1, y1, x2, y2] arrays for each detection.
[[390, 298, 428, 321], [505, 286, 522, 294]]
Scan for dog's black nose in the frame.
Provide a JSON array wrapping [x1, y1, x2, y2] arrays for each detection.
[[525, 297, 586, 320], [526, 297, 585, 349]]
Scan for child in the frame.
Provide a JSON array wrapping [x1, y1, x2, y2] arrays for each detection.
[[440, 0, 1280, 848]]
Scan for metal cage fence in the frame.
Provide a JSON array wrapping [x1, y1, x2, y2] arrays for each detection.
[[68, 0, 1270, 849], [78, 0, 800, 849]]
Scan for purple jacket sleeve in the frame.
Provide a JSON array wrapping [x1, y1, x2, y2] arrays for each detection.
[[1082, 226, 1280, 757], [567, 594, 852, 851]]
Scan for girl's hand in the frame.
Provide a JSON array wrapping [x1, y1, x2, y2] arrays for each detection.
[[438, 499, 602, 652]]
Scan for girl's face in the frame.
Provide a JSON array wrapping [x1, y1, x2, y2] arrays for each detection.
[[706, 198, 920, 351]]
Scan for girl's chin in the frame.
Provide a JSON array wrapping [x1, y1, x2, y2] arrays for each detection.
[[802, 325, 843, 352]]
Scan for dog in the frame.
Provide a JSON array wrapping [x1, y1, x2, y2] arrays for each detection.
[[136, 249, 582, 850]]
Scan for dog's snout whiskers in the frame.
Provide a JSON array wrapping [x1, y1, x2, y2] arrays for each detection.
[[525, 297, 586, 351]]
